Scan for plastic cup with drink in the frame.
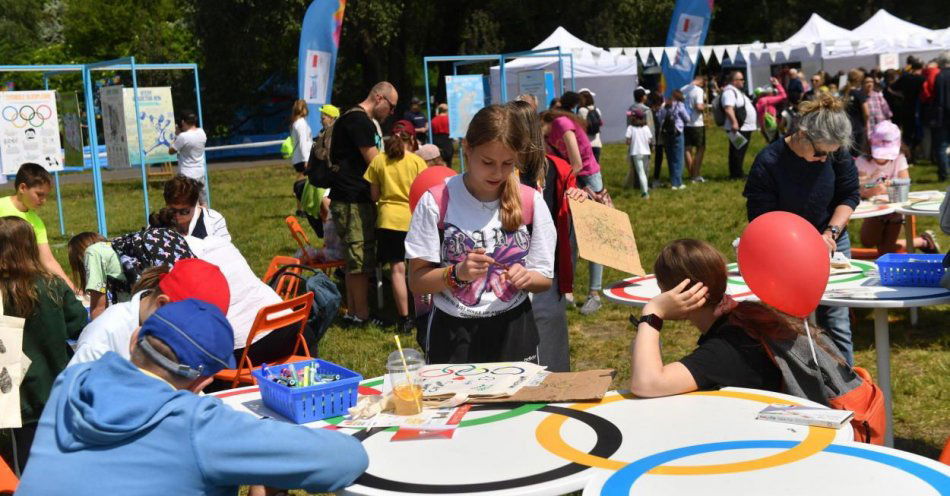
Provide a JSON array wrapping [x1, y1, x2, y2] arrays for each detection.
[[386, 347, 424, 415]]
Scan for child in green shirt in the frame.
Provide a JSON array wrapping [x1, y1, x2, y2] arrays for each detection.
[[67, 232, 129, 319], [0, 163, 76, 292]]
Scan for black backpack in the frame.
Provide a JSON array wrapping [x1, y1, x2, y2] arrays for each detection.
[[307, 106, 365, 188], [661, 104, 680, 138], [585, 106, 603, 135]]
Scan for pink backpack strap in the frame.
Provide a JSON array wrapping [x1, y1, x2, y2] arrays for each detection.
[[430, 182, 534, 229], [427, 183, 450, 230], [518, 184, 535, 226]]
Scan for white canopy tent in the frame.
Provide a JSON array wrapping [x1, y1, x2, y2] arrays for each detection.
[[821, 10, 945, 73], [489, 27, 638, 143]]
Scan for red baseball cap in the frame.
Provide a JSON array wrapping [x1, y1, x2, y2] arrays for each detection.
[[391, 120, 415, 136], [158, 258, 230, 315]]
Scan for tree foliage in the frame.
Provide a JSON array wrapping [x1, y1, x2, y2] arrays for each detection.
[[2, 0, 948, 135]]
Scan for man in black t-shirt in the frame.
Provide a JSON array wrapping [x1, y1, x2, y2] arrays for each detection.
[[329, 81, 398, 325]]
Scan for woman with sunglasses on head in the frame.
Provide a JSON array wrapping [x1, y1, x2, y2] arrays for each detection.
[[743, 92, 860, 366], [162, 174, 230, 241]]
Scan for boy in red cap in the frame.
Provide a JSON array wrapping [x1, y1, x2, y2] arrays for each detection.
[[70, 258, 230, 365]]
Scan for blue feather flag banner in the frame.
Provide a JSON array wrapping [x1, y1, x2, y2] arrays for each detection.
[[661, 0, 713, 96], [298, 0, 346, 132]]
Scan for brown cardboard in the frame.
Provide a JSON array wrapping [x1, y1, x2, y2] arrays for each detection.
[[568, 198, 645, 276], [472, 369, 616, 403]]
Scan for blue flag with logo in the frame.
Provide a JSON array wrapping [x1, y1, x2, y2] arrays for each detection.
[[298, 0, 346, 133], [661, 0, 713, 96]]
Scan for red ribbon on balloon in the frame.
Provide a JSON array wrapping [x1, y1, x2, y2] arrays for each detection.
[[737, 211, 830, 318]]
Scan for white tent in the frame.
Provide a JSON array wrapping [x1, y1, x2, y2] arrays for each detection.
[[490, 27, 638, 143]]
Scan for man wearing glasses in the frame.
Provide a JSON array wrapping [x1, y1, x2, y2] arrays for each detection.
[[722, 71, 751, 179], [328, 81, 398, 327]]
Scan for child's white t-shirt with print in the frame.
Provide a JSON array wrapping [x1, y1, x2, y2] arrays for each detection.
[[405, 175, 555, 319]]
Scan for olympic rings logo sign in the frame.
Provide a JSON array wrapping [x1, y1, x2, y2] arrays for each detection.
[[2, 104, 53, 129]]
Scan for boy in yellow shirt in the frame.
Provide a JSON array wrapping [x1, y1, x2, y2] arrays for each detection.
[[0, 163, 76, 291]]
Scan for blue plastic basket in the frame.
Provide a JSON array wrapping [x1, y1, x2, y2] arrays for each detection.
[[252, 359, 362, 424], [875, 253, 946, 288]]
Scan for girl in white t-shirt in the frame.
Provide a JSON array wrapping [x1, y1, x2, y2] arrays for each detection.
[[289, 100, 313, 214], [406, 105, 556, 364], [624, 109, 654, 198], [858, 121, 940, 253]]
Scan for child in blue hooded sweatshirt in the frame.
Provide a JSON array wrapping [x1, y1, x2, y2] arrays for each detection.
[[17, 299, 368, 495]]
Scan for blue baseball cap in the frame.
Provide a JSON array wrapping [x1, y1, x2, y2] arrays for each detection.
[[138, 299, 236, 378]]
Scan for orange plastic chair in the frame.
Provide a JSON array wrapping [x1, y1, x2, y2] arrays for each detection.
[[0, 454, 18, 494], [940, 436, 950, 466], [214, 292, 314, 388], [262, 256, 303, 300], [285, 216, 345, 275]]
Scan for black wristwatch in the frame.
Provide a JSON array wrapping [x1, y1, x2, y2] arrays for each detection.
[[824, 224, 842, 240], [633, 313, 664, 331]]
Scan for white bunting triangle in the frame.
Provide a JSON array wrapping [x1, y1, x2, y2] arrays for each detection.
[[712, 45, 726, 61], [805, 43, 816, 57], [724, 44, 739, 62], [664, 47, 679, 64], [699, 46, 713, 63], [650, 47, 665, 64], [780, 45, 791, 61], [685, 46, 700, 63], [637, 47, 652, 64]]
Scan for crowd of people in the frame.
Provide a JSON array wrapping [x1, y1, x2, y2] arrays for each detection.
[[1, 49, 948, 494]]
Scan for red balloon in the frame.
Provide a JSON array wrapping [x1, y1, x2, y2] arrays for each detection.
[[737, 212, 830, 318], [409, 166, 457, 212]]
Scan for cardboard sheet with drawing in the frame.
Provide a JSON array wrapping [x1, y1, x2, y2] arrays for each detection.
[[569, 198, 644, 276]]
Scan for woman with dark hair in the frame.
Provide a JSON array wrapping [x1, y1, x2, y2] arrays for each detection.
[[507, 100, 580, 371], [0, 216, 87, 474], [656, 89, 690, 189], [363, 120, 427, 333], [539, 109, 606, 315], [577, 89, 603, 162], [629, 238, 884, 444], [743, 93, 860, 365]]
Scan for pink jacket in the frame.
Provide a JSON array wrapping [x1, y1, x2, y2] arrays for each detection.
[[755, 83, 787, 128]]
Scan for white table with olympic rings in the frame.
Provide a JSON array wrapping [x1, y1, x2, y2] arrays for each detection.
[[603, 260, 878, 308], [581, 437, 950, 495], [213, 379, 852, 496]]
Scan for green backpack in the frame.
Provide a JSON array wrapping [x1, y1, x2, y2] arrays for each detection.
[[280, 135, 295, 160]]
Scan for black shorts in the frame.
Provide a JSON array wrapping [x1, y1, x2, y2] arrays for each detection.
[[684, 126, 705, 148], [293, 161, 307, 173], [376, 228, 407, 264], [424, 300, 540, 364]]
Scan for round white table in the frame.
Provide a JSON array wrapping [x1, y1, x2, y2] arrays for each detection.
[[604, 260, 877, 308], [212, 382, 852, 496], [851, 201, 896, 220], [581, 439, 950, 495]]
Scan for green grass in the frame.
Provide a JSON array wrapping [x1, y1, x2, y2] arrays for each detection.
[[15, 129, 948, 489]]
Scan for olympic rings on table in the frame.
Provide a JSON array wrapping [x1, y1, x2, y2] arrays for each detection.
[[536, 390, 836, 474]]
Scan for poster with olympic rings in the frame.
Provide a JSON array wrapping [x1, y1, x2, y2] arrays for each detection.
[[0, 91, 63, 175], [99, 86, 176, 168]]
